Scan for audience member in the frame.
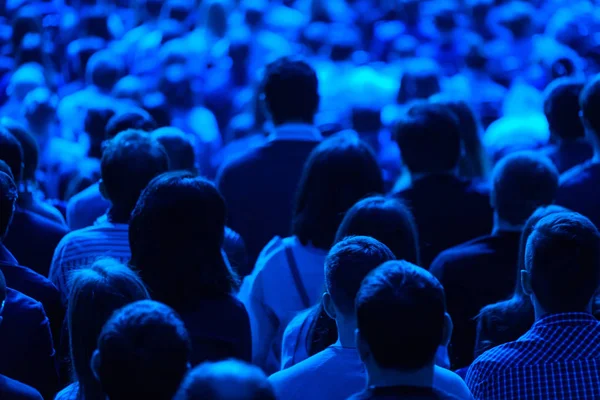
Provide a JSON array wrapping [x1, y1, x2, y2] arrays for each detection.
[[129, 173, 251, 364], [541, 78, 592, 173], [466, 212, 600, 399], [66, 109, 157, 230], [474, 205, 570, 359], [349, 261, 464, 400], [55, 259, 150, 400], [391, 103, 493, 268], [241, 132, 383, 374], [217, 58, 322, 270], [280, 196, 419, 369], [557, 75, 600, 228], [430, 152, 559, 369], [174, 360, 275, 400], [91, 300, 191, 400], [50, 130, 169, 303]]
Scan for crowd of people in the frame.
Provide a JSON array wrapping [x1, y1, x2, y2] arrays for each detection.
[[1, 0, 600, 399]]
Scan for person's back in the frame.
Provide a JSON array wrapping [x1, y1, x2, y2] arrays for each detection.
[[556, 75, 600, 229], [217, 57, 322, 270], [391, 103, 492, 268], [466, 212, 600, 399], [430, 152, 559, 369], [92, 300, 192, 400]]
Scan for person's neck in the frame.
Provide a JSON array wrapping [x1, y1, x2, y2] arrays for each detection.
[[533, 296, 592, 321], [336, 318, 357, 348], [107, 206, 131, 224], [367, 363, 435, 389], [492, 213, 524, 235], [273, 119, 314, 128]]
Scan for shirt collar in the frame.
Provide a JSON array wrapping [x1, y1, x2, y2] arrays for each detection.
[[533, 312, 597, 328], [268, 123, 322, 142]]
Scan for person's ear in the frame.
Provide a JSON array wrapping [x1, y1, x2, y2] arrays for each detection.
[[521, 270, 533, 296], [323, 292, 337, 320], [99, 179, 109, 201], [355, 329, 370, 363], [91, 350, 101, 382], [441, 312, 453, 348]]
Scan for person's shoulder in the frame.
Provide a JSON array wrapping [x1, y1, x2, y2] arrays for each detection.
[[0, 374, 43, 400], [218, 145, 264, 175], [560, 161, 599, 188], [14, 208, 69, 236], [254, 236, 287, 272], [67, 183, 101, 206], [0, 263, 57, 292], [433, 366, 473, 400], [468, 339, 525, 378], [430, 236, 490, 276], [269, 348, 339, 395], [4, 288, 47, 321]]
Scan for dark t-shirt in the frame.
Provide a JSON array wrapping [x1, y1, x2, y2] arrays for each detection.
[[348, 386, 461, 400]]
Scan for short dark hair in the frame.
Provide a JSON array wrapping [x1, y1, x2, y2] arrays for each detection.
[[0, 172, 18, 240], [580, 74, 600, 137], [85, 107, 116, 158], [525, 212, 600, 313], [492, 152, 559, 225], [262, 57, 319, 125], [395, 103, 461, 174], [544, 78, 585, 140], [2, 118, 38, 182], [173, 360, 275, 400], [95, 300, 191, 400], [325, 236, 395, 315], [86, 50, 123, 91], [293, 133, 383, 250], [0, 126, 24, 183], [152, 127, 196, 172], [335, 196, 419, 265], [101, 130, 169, 221], [356, 260, 446, 370], [129, 173, 238, 311], [105, 109, 157, 140]]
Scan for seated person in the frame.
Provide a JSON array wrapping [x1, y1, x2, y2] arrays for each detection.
[[91, 300, 191, 400], [174, 360, 275, 400], [349, 261, 468, 399]]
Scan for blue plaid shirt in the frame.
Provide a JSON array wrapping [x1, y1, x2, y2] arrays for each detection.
[[466, 312, 600, 400]]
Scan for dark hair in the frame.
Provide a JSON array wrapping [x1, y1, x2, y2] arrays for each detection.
[[11, 6, 42, 52], [491, 152, 559, 225], [580, 74, 600, 137], [326, 236, 395, 315], [262, 58, 319, 125], [105, 109, 158, 140], [0, 172, 18, 240], [2, 119, 39, 182], [395, 103, 461, 174], [526, 212, 600, 313], [356, 261, 446, 370], [293, 133, 383, 250], [68, 259, 150, 400], [173, 360, 275, 400], [544, 78, 585, 141], [152, 127, 196, 172], [0, 126, 24, 183], [85, 107, 116, 159], [129, 173, 239, 311], [101, 130, 170, 223], [95, 300, 191, 400], [86, 50, 123, 91], [397, 61, 441, 104]]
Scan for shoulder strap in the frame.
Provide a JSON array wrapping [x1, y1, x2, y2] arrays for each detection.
[[284, 244, 311, 309]]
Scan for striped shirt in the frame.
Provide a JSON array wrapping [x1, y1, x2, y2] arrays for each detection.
[[49, 216, 130, 304], [466, 312, 600, 400]]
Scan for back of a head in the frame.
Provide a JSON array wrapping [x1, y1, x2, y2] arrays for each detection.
[[152, 127, 196, 172], [95, 300, 191, 400], [397, 61, 441, 104], [68, 259, 149, 397], [174, 360, 275, 400], [262, 57, 319, 125], [544, 78, 585, 140], [580, 74, 600, 138], [129, 173, 236, 309], [325, 236, 396, 316], [85, 106, 116, 158], [0, 126, 24, 184], [525, 212, 600, 313], [492, 152, 559, 226], [1, 118, 39, 182], [395, 103, 461, 174], [23, 87, 58, 127], [105, 109, 158, 140], [293, 133, 384, 250], [0, 171, 18, 241], [356, 260, 446, 371], [335, 196, 419, 265], [101, 130, 170, 221], [86, 50, 124, 91]]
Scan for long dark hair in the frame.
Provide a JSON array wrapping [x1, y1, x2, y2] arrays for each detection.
[[305, 196, 421, 357], [292, 133, 384, 250], [129, 172, 239, 312]]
